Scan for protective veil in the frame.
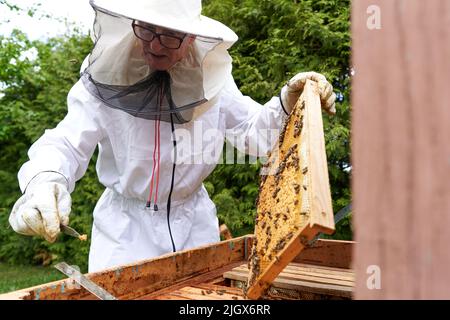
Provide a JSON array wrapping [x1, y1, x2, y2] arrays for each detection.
[[83, 0, 237, 123], [17, 0, 289, 273]]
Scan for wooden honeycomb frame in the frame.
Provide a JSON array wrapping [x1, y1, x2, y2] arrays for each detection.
[[245, 80, 335, 299]]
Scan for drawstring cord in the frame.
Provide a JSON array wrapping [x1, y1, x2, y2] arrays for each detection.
[[146, 82, 164, 210], [167, 112, 177, 252], [144, 71, 177, 253], [154, 115, 161, 209], [145, 118, 158, 209]]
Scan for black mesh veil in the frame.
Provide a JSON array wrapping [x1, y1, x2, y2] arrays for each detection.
[[81, 8, 225, 123]]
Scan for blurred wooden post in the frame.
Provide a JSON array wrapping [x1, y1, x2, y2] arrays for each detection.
[[352, 0, 450, 298], [220, 224, 233, 240]]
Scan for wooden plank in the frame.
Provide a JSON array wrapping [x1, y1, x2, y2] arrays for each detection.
[[208, 277, 228, 285], [290, 262, 355, 274], [154, 292, 197, 300], [246, 81, 335, 299], [293, 239, 354, 269], [154, 294, 192, 300], [138, 261, 245, 300], [352, 0, 450, 299], [156, 286, 243, 300], [233, 265, 355, 283], [163, 288, 219, 300], [286, 262, 355, 277], [278, 269, 354, 282], [247, 261, 354, 276], [228, 266, 354, 287], [176, 286, 246, 300], [228, 271, 352, 298], [229, 269, 353, 287], [306, 81, 335, 232], [193, 283, 245, 296]]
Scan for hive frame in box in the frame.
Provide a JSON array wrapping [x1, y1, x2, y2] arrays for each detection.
[[245, 80, 335, 299]]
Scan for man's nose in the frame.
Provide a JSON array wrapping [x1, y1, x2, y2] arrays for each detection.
[[149, 36, 164, 52]]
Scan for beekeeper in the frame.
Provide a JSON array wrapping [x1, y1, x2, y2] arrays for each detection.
[[9, 0, 336, 273]]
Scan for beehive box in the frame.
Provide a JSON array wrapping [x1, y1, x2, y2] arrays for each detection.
[[0, 236, 353, 300]]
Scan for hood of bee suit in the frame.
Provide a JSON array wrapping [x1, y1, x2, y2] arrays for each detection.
[[81, 0, 238, 123]]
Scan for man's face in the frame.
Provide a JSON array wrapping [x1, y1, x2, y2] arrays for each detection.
[[133, 22, 195, 71]]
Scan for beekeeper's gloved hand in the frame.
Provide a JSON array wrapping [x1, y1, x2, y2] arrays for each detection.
[[9, 172, 71, 243], [280, 71, 336, 115]]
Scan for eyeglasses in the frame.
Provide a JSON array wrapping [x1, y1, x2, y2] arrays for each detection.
[[132, 21, 187, 49]]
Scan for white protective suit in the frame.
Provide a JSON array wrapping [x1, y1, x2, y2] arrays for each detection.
[[18, 73, 287, 272]]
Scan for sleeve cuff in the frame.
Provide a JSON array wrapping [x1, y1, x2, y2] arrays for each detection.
[[23, 171, 70, 194], [278, 93, 289, 116]]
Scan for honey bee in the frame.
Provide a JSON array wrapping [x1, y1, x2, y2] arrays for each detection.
[[272, 187, 281, 199], [216, 290, 225, 296], [274, 238, 286, 252], [278, 122, 289, 148], [293, 119, 303, 138], [300, 236, 309, 246], [264, 237, 271, 249], [286, 232, 294, 241], [266, 226, 272, 237]]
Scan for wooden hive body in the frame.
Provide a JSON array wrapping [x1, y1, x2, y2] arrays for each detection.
[[245, 80, 335, 299], [0, 236, 354, 300]]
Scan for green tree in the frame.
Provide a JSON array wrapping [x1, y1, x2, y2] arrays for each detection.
[[0, 28, 96, 270]]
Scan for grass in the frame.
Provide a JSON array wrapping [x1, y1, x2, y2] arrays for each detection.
[[0, 263, 65, 294]]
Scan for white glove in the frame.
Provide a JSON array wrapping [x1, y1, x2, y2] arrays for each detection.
[[9, 172, 71, 243], [280, 71, 336, 115]]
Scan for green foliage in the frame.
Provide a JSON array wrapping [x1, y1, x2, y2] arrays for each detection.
[[206, 155, 261, 237], [0, 0, 352, 270], [0, 262, 65, 294], [0, 1, 20, 12], [0, 28, 95, 271], [203, 0, 352, 237]]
